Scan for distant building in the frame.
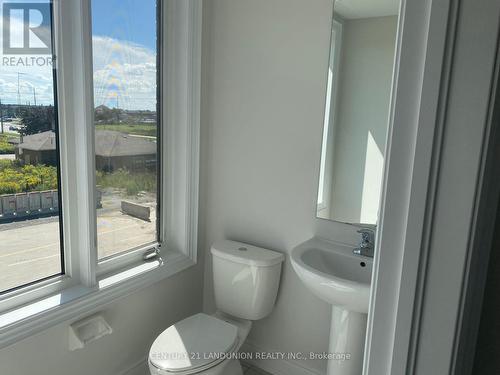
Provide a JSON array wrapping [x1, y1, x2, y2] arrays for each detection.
[[95, 130, 157, 171], [94, 105, 157, 124], [15, 131, 57, 165], [16, 130, 157, 171]]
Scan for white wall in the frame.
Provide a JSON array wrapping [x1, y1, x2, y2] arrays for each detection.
[[201, 0, 335, 373], [329, 16, 397, 224], [0, 266, 203, 375], [0, 3, 385, 375]]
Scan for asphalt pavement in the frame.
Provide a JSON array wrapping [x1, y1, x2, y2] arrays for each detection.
[[0, 194, 156, 293]]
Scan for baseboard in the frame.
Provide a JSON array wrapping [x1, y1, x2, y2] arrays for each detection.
[[241, 340, 324, 375], [117, 356, 148, 375]]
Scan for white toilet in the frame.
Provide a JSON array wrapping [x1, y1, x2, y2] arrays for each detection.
[[148, 240, 285, 375]]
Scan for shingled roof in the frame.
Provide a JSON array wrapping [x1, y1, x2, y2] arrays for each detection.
[[17, 130, 156, 157], [95, 130, 156, 157], [17, 131, 56, 151]]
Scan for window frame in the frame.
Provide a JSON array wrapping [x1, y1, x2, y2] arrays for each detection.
[[0, 0, 201, 349], [0, 0, 69, 300], [92, 0, 162, 268], [316, 17, 343, 217]]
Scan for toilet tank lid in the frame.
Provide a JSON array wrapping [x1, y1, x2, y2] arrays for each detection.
[[211, 240, 285, 267]]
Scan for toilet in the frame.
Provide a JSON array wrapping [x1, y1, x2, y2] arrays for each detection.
[[148, 240, 285, 375]]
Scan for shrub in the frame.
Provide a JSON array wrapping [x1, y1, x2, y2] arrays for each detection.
[[96, 168, 156, 196], [0, 134, 15, 154], [0, 159, 16, 171], [0, 181, 21, 194], [0, 162, 57, 194], [0, 143, 14, 154]]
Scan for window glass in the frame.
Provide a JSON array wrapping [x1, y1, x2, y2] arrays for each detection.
[[0, 0, 63, 292], [91, 0, 159, 259]]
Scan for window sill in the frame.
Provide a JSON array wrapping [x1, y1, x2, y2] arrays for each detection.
[[0, 250, 195, 350]]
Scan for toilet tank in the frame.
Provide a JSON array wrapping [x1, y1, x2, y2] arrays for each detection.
[[211, 240, 284, 320]]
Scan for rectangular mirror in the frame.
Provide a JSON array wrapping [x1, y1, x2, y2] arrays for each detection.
[[316, 2, 398, 225]]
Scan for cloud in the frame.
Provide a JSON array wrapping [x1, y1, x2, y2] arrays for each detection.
[[0, 26, 157, 110], [92, 36, 157, 111], [0, 10, 54, 105]]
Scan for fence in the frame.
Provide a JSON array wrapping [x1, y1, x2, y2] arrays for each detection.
[[0, 190, 102, 222], [0, 190, 59, 222]]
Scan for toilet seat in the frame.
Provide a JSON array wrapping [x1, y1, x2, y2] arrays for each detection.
[[149, 313, 239, 374]]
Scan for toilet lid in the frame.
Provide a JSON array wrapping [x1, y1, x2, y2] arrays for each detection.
[[149, 313, 238, 373]]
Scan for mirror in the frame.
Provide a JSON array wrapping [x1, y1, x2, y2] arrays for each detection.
[[316, 1, 399, 225]]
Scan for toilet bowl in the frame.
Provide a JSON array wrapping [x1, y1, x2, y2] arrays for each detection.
[[149, 312, 251, 375], [148, 240, 284, 375]]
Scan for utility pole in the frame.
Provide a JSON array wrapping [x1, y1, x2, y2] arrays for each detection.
[[17, 73, 20, 106], [33, 87, 36, 106], [116, 95, 120, 123], [17, 72, 27, 108], [0, 99, 3, 134]]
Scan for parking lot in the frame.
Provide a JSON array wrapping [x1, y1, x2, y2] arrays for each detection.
[[0, 200, 156, 293]]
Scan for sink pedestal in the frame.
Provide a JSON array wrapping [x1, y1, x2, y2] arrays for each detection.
[[290, 238, 372, 375], [327, 306, 367, 375]]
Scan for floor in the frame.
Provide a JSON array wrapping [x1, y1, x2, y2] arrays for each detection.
[[242, 362, 273, 375]]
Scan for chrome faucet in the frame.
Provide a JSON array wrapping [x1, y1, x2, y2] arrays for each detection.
[[353, 228, 375, 258]]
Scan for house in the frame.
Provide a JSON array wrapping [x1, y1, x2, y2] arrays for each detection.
[[15, 131, 58, 165], [94, 130, 157, 171], [16, 130, 156, 171]]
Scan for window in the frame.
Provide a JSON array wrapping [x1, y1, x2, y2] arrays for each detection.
[[91, 0, 159, 260], [0, 0, 200, 345], [0, 0, 64, 293]]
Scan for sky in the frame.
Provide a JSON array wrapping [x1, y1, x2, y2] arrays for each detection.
[[92, 0, 157, 51], [0, 0, 158, 111], [92, 0, 157, 111]]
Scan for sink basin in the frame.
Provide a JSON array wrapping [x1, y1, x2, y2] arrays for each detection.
[[291, 237, 374, 375], [291, 237, 373, 313]]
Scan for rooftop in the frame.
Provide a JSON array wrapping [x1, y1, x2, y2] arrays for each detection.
[[17, 130, 157, 157]]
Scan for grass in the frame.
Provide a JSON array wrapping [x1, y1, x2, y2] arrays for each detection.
[[96, 168, 156, 196], [95, 123, 157, 137], [0, 134, 16, 154]]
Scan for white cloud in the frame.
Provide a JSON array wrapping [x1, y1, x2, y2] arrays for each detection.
[[92, 36, 157, 111], [0, 25, 157, 110], [0, 12, 54, 105]]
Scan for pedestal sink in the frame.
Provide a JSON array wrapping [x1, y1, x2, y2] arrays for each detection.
[[291, 237, 373, 375]]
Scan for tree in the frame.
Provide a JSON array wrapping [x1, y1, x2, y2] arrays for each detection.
[[95, 105, 114, 123], [18, 105, 55, 135]]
